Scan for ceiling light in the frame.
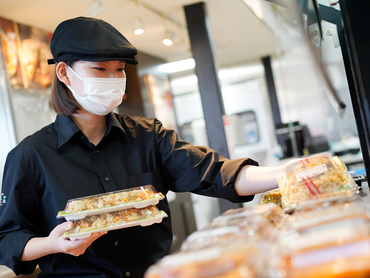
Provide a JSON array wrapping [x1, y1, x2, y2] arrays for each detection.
[[87, 0, 106, 17], [163, 31, 174, 46], [133, 0, 144, 35], [133, 19, 144, 35], [157, 58, 196, 73]]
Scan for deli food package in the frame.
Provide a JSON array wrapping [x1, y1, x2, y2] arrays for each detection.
[[271, 212, 370, 278], [62, 205, 167, 240], [259, 189, 282, 209], [220, 203, 286, 228], [283, 193, 368, 234], [180, 226, 260, 252], [201, 204, 285, 243], [278, 153, 357, 211], [145, 240, 266, 278], [57, 185, 165, 220]]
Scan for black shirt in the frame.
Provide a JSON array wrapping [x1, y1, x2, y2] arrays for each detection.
[[0, 112, 257, 278]]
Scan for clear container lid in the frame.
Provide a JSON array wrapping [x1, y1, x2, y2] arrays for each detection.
[[283, 194, 368, 234], [258, 189, 282, 209], [220, 203, 286, 228], [180, 226, 259, 251], [145, 240, 266, 278], [62, 205, 167, 240], [278, 153, 357, 211], [57, 185, 165, 220], [271, 231, 370, 278]]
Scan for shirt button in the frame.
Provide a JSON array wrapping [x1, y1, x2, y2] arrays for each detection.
[[114, 241, 119, 246], [126, 272, 130, 277], [104, 177, 110, 182], [96, 150, 99, 154]]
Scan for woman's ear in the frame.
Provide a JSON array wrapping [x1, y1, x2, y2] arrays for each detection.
[[56, 62, 70, 86]]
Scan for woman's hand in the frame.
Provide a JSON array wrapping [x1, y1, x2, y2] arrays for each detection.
[[47, 222, 107, 256], [21, 222, 107, 261]]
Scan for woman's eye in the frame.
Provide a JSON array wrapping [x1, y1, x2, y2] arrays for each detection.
[[93, 67, 105, 71], [117, 68, 125, 72]]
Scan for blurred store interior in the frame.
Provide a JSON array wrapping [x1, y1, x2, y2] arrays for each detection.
[[0, 0, 369, 276]]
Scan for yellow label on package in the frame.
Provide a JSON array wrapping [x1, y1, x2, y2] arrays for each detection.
[[295, 164, 328, 182]]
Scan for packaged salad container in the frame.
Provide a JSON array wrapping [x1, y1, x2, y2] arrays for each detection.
[[271, 215, 370, 278], [62, 205, 167, 240], [278, 153, 357, 211], [57, 185, 165, 220], [258, 189, 282, 209], [145, 240, 266, 278]]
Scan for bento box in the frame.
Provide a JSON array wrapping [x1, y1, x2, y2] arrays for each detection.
[[62, 205, 168, 240], [57, 185, 165, 221]]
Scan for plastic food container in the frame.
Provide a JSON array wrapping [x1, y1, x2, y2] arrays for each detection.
[[57, 185, 165, 220], [271, 218, 370, 278], [278, 153, 357, 211], [220, 203, 286, 228], [145, 240, 265, 278], [259, 189, 282, 209], [203, 206, 281, 243], [62, 205, 167, 240], [180, 226, 256, 251], [283, 193, 368, 234]]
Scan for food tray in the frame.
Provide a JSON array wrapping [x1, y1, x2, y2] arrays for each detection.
[[57, 185, 165, 220], [63, 205, 168, 240]]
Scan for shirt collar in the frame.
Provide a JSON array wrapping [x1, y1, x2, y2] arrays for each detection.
[[55, 112, 127, 149]]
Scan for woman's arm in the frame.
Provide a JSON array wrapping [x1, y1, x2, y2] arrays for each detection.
[[21, 222, 106, 262], [234, 164, 285, 196]]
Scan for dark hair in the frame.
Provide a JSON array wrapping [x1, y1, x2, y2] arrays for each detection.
[[50, 60, 80, 115]]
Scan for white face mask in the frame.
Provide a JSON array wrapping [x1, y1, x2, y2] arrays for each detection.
[[66, 66, 126, 115]]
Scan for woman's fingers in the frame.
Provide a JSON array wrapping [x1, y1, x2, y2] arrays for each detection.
[[61, 231, 107, 256]]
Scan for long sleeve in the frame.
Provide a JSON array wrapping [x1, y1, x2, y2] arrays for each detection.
[[0, 151, 40, 275], [153, 119, 258, 203]]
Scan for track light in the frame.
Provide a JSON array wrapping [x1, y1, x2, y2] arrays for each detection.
[[87, 0, 105, 17], [133, 18, 144, 35], [163, 30, 174, 46], [133, 0, 144, 35]]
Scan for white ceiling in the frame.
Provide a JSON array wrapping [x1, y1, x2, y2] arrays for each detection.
[[0, 0, 276, 67]]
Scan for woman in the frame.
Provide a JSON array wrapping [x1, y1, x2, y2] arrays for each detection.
[[0, 17, 286, 278]]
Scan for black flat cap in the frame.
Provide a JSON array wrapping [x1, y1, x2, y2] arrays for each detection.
[[48, 16, 138, 65]]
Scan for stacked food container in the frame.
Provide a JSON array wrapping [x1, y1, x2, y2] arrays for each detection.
[[145, 153, 370, 278], [57, 185, 167, 240]]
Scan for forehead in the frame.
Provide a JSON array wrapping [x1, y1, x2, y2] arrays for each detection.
[[76, 60, 126, 66]]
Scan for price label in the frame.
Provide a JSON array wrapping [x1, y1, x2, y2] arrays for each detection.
[[296, 164, 328, 182]]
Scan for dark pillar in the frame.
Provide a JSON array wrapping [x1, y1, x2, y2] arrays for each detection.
[[262, 56, 282, 129], [339, 0, 370, 179], [117, 64, 145, 116], [184, 2, 242, 212]]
